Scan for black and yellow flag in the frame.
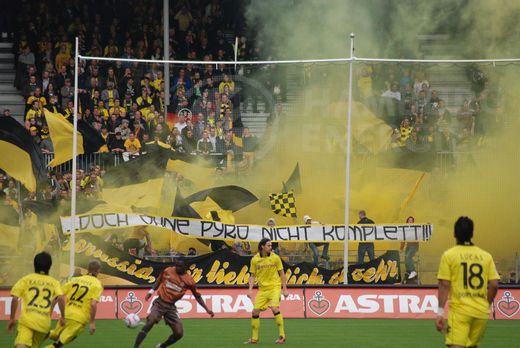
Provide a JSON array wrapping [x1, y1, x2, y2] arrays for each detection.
[[282, 163, 302, 194], [44, 109, 84, 167], [103, 148, 170, 210], [173, 185, 258, 222], [269, 191, 297, 217], [0, 117, 46, 192]]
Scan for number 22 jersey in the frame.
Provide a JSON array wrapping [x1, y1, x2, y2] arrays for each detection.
[[437, 245, 500, 319], [62, 274, 103, 324], [10, 273, 63, 333]]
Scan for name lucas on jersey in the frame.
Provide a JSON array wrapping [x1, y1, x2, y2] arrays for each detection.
[[458, 253, 484, 261]]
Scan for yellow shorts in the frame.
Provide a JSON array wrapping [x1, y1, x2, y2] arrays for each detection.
[[14, 323, 47, 348], [254, 287, 281, 311], [48, 319, 86, 344], [446, 310, 488, 347]]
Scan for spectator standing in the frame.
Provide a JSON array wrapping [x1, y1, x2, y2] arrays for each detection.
[[400, 216, 419, 280], [123, 226, 152, 258], [305, 215, 329, 266], [357, 210, 375, 263], [267, 218, 280, 255]]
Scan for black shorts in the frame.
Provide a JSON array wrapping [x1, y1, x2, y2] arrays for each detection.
[[148, 297, 182, 327]]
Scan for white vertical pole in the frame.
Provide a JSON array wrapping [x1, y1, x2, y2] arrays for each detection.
[[343, 33, 355, 284], [70, 37, 79, 278], [163, 0, 170, 120], [234, 36, 238, 73]]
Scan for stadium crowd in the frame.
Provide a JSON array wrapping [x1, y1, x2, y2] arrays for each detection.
[[0, 0, 509, 279], [355, 62, 501, 170], [10, 0, 267, 175]]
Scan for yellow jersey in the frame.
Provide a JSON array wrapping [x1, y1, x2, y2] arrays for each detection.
[[124, 138, 141, 152], [62, 274, 103, 324], [250, 253, 283, 289], [10, 273, 63, 333], [438, 245, 500, 319]]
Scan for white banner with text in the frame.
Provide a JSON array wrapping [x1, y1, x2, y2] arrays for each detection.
[[60, 213, 433, 242]]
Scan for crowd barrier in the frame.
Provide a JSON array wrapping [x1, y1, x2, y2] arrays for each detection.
[[1, 286, 518, 320]]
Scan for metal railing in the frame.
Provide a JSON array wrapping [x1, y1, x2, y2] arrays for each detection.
[[42, 151, 227, 174]]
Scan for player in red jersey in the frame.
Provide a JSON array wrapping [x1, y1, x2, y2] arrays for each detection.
[[133, 258, 214, 348]]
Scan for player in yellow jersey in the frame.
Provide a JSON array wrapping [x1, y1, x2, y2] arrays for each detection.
[[245, 238, 289, 344], [436, 217, 499, 348], [7, 252, 65, 348], [44, 260, 103, 348]]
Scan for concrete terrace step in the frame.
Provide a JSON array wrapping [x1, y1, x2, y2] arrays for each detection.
[[0, 63, 14, 70], [0, 53, 14, 59], [0, 84, 19, 93], [0, 104, 25, 115], [0, 94, 24, 103], [0, 72, 15, 84], [0, 42, 13, 49]]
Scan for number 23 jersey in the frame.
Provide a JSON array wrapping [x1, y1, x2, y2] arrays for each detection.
[[437, 245, 500, 318], [10, 273, 63, 333], [62, 274, 103, 323]]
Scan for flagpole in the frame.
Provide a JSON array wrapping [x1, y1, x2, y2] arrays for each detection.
[[70, 37, 79, 278], [163, 0, 170, 122], [343, 33, 355, 285]]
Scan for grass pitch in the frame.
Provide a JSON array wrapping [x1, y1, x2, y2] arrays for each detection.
[[1, 318, 518, 347]]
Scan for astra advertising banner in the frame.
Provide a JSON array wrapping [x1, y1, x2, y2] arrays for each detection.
[[1, 288, 519, 320], [62, 233, 401, 285], [60, 213, 434, 242]]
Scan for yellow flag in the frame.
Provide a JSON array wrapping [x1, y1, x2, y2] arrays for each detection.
[[0, 141, 36, 191], [44, 109, 84, 167], [167, 159, 215, 178], [103, 178, 164, 210], [329, 101, 393, 154]]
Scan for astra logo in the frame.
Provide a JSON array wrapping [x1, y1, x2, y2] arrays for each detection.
[[334, 294, 438, 313]]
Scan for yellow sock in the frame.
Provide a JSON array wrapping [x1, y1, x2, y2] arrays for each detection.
[[275, 312, 285, 338], [252, 316, 260, 341]]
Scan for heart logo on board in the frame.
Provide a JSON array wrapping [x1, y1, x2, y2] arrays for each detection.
[[120, 291, 143, 315], [308, 290, 330, 316], [496, 291, 520, 318]]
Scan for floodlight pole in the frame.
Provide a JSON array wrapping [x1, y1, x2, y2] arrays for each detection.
[[163, 0, 170, 120], [70, 37, 79, 278], [343, 33, 355, 284]]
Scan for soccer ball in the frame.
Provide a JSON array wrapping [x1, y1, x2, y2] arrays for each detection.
[[124, 313, 141, 328]]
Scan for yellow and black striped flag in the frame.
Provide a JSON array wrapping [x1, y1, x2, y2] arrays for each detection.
[[268, 191, 297, 217]]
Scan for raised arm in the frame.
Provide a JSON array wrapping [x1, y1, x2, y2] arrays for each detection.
[[193, 291, 214, 318]]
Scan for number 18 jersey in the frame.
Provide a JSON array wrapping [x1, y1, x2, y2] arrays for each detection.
[[62, 274, 103, 324], [437, 245, 500, 319], [11, 273, 63, 333]]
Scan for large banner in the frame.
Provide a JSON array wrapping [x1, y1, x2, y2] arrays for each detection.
[[1, 288, 519, 320], [60, 213, 433, 242], [64, 233, 401, 285]]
